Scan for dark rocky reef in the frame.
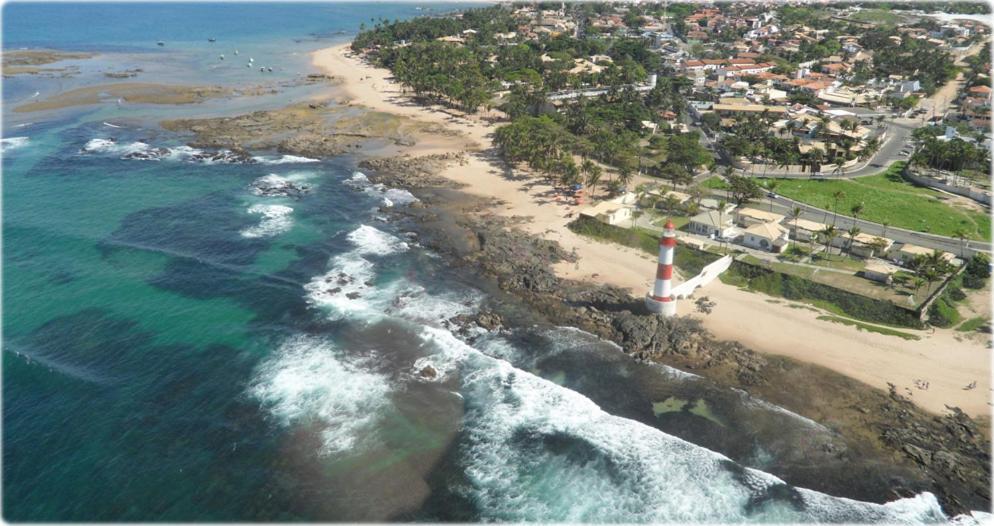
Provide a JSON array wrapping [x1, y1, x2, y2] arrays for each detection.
[[358, 153, 467, 189], [358, 160, 991, 517]]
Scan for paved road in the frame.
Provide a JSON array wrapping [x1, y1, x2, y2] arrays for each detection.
[[734, 192, 992, 257]]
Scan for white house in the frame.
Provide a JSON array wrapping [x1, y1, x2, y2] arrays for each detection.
[[740, 222, 789, 253], [830, 232, 894, 258], [862, 262, 895, 284], [735, 207, 785, 227], [892, 243, 955, 266], [786, 218, 827, 242], [579, 195, 633, 226], [688, 210, 737, 239]]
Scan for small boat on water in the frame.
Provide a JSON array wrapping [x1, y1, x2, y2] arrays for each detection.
[[218, 54, 225, 60], [267, 67, 273, 72], [156, 41, 165, 46], [234, 49, 239, 55], [259, 66, 265, 72], [208, 37, 216, 42]]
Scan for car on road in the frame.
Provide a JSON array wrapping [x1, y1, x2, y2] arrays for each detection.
[[766, 192, 778, 199]]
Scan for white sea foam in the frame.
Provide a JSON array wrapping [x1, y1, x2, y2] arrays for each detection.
[[82, 138, 151, 155], [347, 224, 409, 256], [240, 204, 293, 238], [416, 325, 949, 523], [248, 336, 391, 456], [162, 145, 203, 160], [252, 154, 319, 165], [304, 224, 480, 325], [390, 285, 479, 325], [1, 137, 29, 152], [381, 188, 418, 206], [733, 388, 830, 433], [650, 361, 702, 380], [80, 138, 267, 164], [951, 511, 993, 525], [344, 171, 369, 187], [304, 225, 409, 320], [343, 170, 419, 207]]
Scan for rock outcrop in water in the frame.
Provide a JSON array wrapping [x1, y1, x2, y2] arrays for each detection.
[[250, 175, 311, 198], [358, 153, 466, 189], [161, 101, 472, 160], [879, 385, 991, 513]]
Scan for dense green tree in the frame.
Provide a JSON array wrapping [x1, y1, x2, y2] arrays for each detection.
[[727, 174, 762, 205]]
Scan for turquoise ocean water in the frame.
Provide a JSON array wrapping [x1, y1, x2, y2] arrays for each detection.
[[0, 3, 969, 522]]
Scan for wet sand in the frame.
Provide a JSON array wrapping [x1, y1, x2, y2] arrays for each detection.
[[15, 82, 231, 112], [2, 49, 93, 77]]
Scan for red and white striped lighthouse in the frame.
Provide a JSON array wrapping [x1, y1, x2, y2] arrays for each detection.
[[645, 219, 678, 316]]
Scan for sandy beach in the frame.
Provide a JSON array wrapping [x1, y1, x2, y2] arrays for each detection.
[[313, 43, 991, 418]]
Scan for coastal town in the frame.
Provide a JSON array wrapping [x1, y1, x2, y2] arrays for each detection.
[[345, 2, 992, 404], [2, 1, 993, 522]]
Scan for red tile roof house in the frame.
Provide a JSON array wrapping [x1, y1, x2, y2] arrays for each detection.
[[968, 85, 992, 102]]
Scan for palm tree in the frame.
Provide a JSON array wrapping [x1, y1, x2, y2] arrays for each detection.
[[716, 198, 728, 253], [922, 267, 941, 296], [832, 157, 845, 178], [808, 149, 825, 176], [850, 202, 864, 223], [953, 228, 969, 258], [765, 179, 779, 212], [618, 167, 634, 192], [924, 250, 950, 275], [585, 164, 603, 199], [845, 226, 861, 256], [788, 206, 802, 248], [831, 190, 846, 226], [819, 225, 838, 258]]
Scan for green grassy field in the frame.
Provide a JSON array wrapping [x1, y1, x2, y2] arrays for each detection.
[[766, 163, 992, 241], [848, 8, 902, 24], [701, 176, 729, 190]]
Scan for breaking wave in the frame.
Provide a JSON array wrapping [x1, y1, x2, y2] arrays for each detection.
[[252, 154, 319, 165], [288, 210, 959, 523], [303, 225, 409, 321], [1, 137, 30, 153], [248, 336, 391, 456], [416, 326, 950, 523], [81, 138, 151, 156], [343, 170, 419, 208], [240, 204, 293, 239], [304, 224, 482, 325], [80, 138, 256, 164]]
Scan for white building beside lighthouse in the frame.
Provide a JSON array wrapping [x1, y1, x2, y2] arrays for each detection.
[[645, 219, 734, 318]]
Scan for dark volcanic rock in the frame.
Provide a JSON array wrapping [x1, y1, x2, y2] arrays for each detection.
[[879, 386, 991, 514], [121, 147, 170, 161], [250, 175, 311, 198], [189, 148, 256, 164], [358, 153, 466, 189]]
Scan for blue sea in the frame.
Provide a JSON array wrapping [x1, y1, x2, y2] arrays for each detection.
[[0, 3, 967, 522]]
